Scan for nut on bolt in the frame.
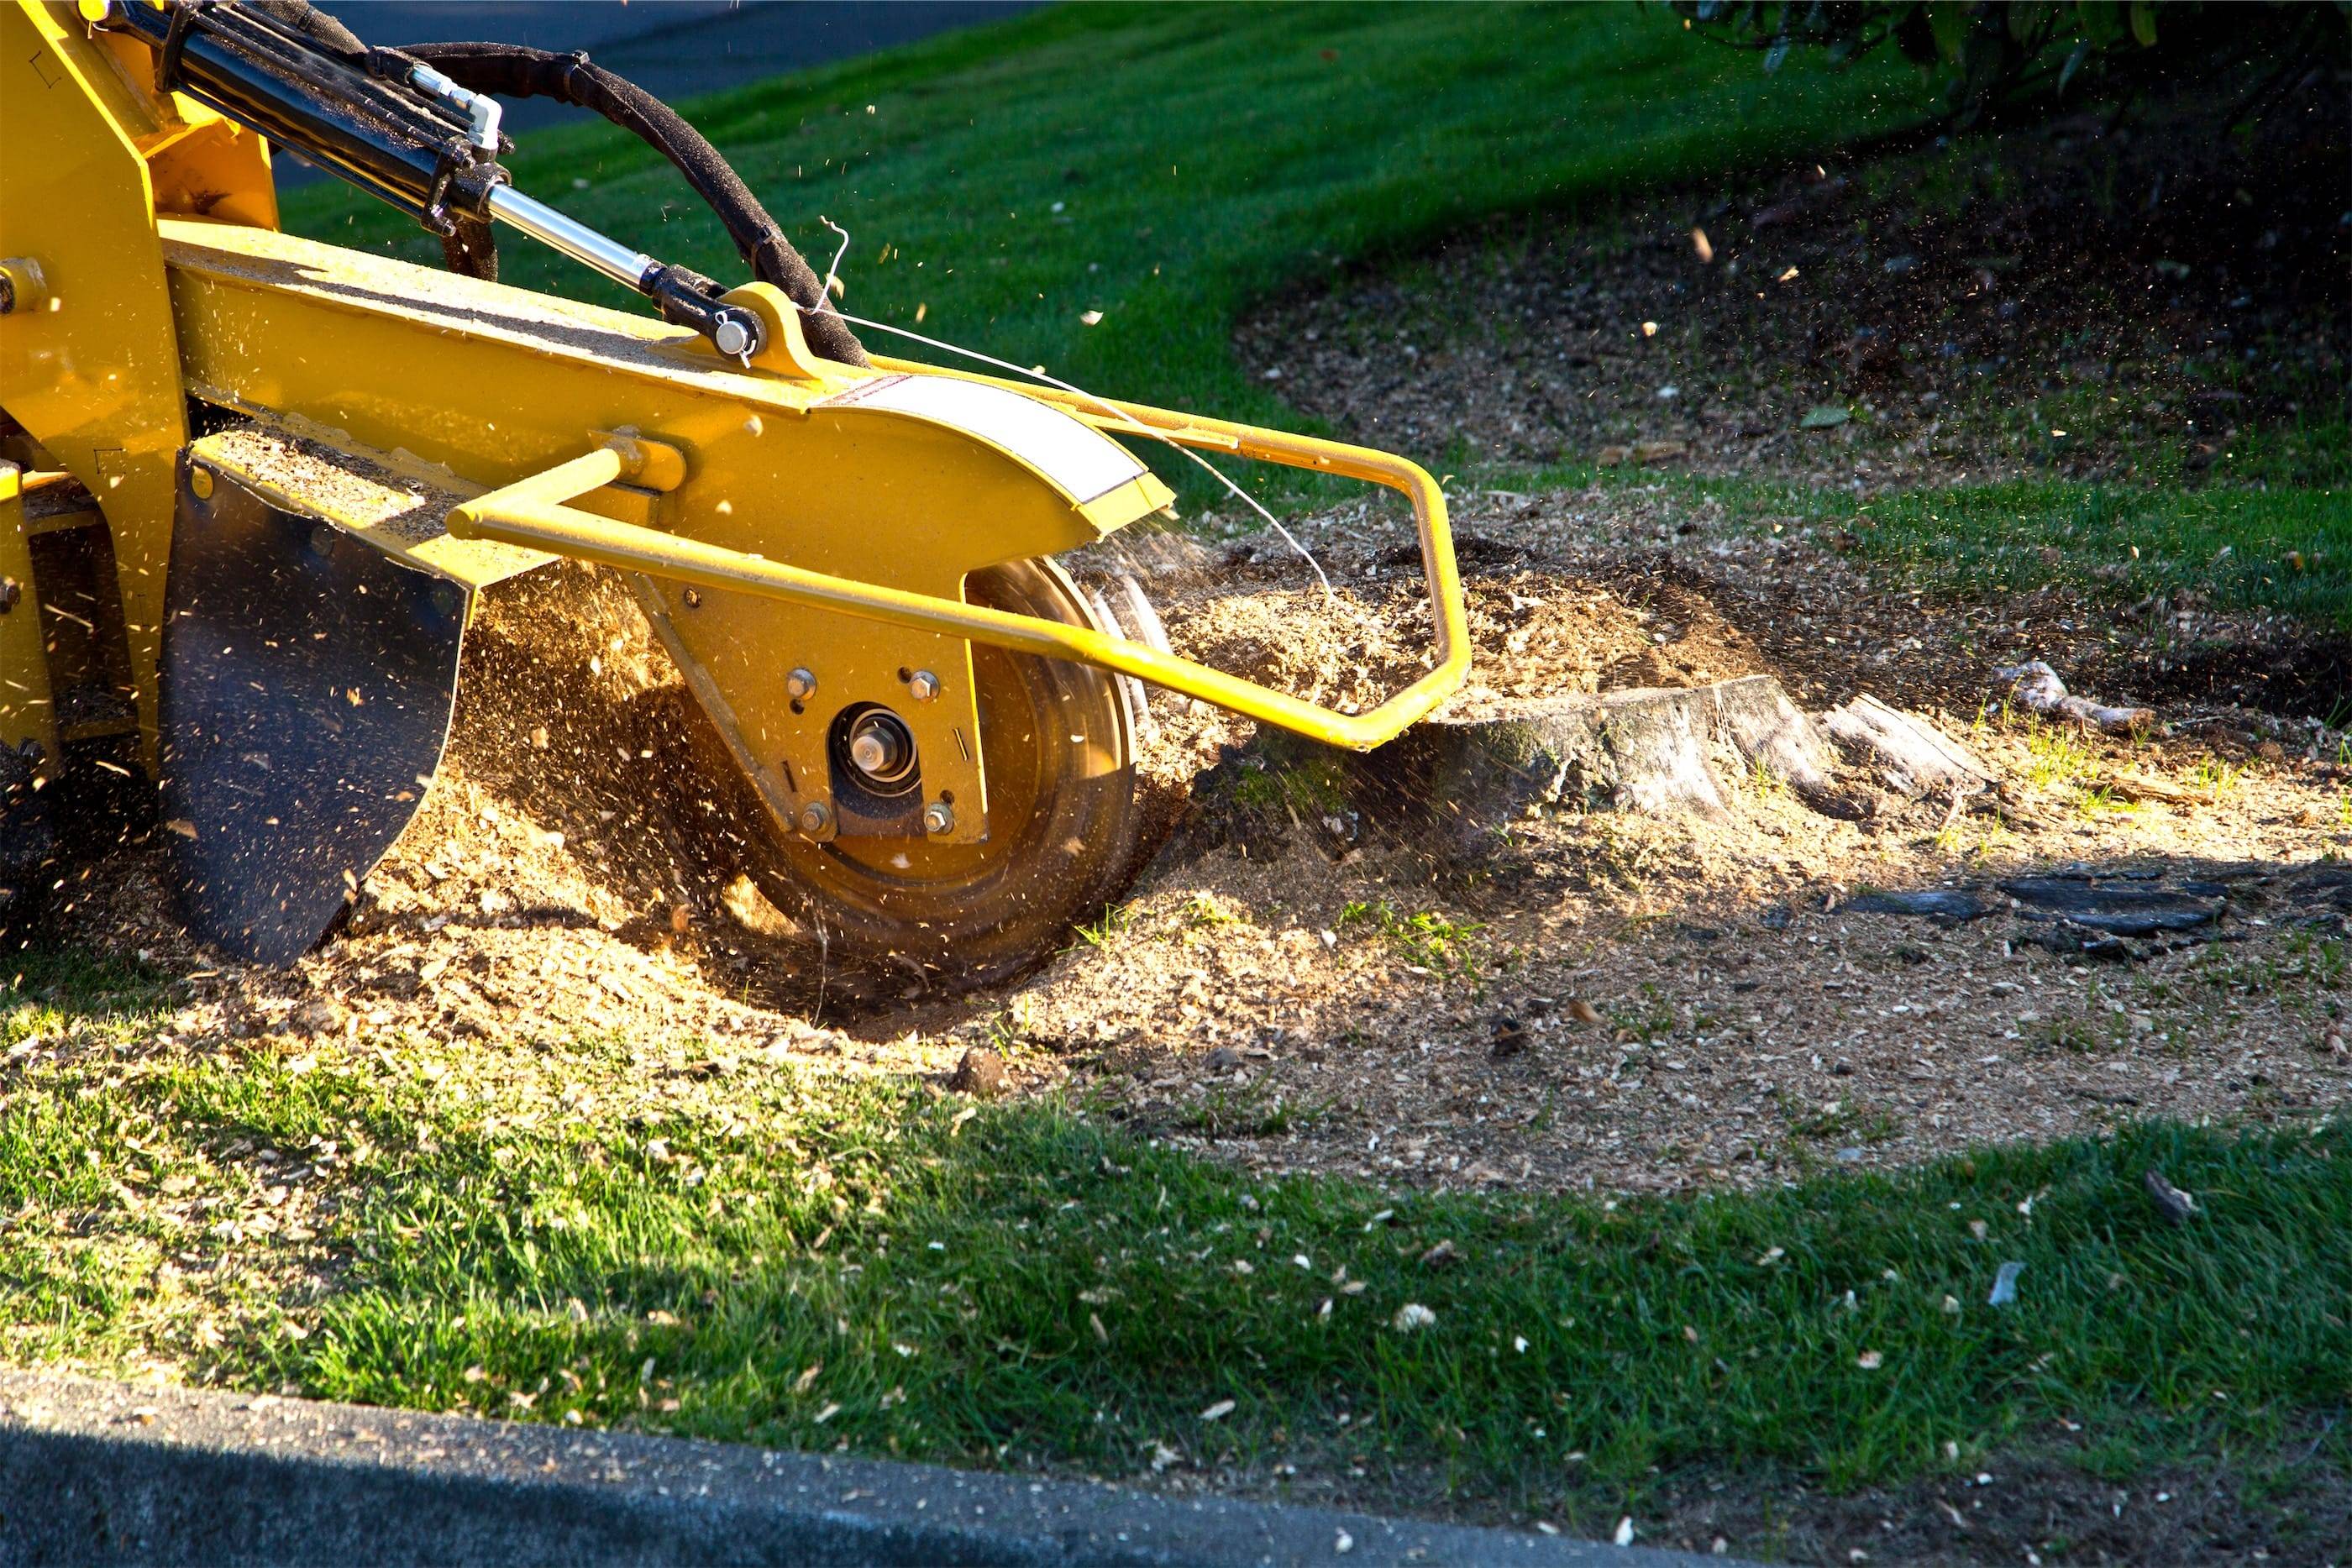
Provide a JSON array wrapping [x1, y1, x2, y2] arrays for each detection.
[[906, 669, 941, 701], [922, 800, 954, 836], [796, 800, 832, 836], [785, 667, 816, 700], [0, 258, 45, 317]]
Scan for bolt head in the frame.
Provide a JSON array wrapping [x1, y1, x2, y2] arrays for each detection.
[[797, 800, 832, 835], [922, 801, 954, 836], [189, 466, 214, 501], [785, 667, 816, 700], [907, 669, 940, 702]]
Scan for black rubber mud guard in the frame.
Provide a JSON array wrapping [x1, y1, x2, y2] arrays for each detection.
[[160, 454, 465, 964]]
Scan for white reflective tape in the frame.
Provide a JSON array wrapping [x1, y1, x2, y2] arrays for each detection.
[[822, 375, 1147, 505]]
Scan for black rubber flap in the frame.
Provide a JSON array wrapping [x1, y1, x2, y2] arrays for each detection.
[[160, 454, 465, 964]]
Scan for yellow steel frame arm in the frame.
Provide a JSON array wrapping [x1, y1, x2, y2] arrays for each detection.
[[449, 408, 1470, 753]]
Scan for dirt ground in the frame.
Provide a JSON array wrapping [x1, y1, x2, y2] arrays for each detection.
[[52, 475, 2349, 1207], [1236, 74, 2346, 494], [1021, 494, 2349, 1196]]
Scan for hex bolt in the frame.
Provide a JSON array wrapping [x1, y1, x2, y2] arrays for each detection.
[[906, 669, 941, 701], [0, 578, 20, 614], [785, 667, 816, 700], [0, 258, 43, 317], [188, 466, 214, 501], [922, 800, 955, 836], [797, 800, 832, 836]]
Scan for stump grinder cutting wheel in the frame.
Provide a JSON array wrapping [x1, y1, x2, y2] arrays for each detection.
[[0, 0, 1467, 988]]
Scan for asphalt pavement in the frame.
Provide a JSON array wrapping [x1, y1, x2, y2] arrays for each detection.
[[0, 1369, 1741, 1566]]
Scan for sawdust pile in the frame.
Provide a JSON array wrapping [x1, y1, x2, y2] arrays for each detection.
[[42, 479, 2350, 1204], [1079, 515, 1771, 725], [135, 522, 1757, 1048], [257, 563, 829, 1050], [373, 563, 718, 934]]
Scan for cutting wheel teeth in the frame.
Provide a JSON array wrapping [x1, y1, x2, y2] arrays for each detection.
[[1083, 583, 1158, 745], [1113, 569, 1193, 714]]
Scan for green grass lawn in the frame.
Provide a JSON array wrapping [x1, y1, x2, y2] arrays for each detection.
[[12, 0, 2343, 1548], [4, 952, 2348, 1541], [1849, 482, 2351, 637], [1520, 461, 2352, 636], [281, 3, 2345, 627], [281, 3, 1932, 467]]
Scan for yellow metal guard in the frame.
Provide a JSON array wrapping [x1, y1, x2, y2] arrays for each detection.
[[449, 406, 1469, 753]]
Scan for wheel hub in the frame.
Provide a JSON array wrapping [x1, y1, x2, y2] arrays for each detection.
[[844, 707, 917, 790], [727, 559, 1142, 990]]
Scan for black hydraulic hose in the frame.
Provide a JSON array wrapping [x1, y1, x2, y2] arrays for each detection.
[[400, 41, 868, 367], [111, 1, 816, 360]]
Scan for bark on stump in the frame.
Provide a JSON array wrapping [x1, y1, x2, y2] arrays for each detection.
[[1818, 693, 1992, 798], [1195, 674, 1857, 857]]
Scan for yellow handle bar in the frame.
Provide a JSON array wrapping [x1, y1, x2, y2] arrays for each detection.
[[448, 398, 1469, 752]]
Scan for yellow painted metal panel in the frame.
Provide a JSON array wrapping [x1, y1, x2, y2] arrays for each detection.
[[186, 419, 554, 592], [155, 220, 1187, 842], [0, 2, 192, 764], [448, 421, 1468, 753]]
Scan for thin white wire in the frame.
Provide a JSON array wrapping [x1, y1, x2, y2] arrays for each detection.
[[817, 215, 853, 304], [807, 218, 1333, 602]]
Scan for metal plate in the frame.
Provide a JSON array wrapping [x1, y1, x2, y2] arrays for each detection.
[[818, 374, 1149, 505], [159, 454, 465, 964]]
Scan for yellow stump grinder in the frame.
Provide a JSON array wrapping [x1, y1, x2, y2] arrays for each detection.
[[0, 0, 1467, 985]]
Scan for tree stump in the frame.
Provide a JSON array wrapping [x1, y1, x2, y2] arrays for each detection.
[[1818, 694, 1992, 798], [1193, 674, 1864, 857]]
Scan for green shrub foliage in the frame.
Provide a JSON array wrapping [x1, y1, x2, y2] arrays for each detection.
[[1669, 2, 2349, 126]]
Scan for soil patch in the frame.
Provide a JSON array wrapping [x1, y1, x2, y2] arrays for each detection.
[[1171, 1429, 2352, 1567], [1238, 77, 2347, 490], [45, 481, 2352, 1195]]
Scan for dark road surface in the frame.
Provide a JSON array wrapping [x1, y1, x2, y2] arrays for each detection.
[[309, 2, 1037, 131]]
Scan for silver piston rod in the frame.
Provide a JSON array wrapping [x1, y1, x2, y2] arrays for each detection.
[[485, 185, 657, 291], [91, 0, 764, 361], [485, 185, 759, 359]]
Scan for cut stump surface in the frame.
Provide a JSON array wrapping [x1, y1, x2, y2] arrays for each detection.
[[1202, 674, 1873, 855]]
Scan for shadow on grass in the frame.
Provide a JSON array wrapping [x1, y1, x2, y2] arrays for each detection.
[[251, 1078, 2350, 1528], [3, 943, 174, 1025]]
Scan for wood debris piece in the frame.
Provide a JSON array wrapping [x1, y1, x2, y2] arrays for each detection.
[[1997, 660, 2155, 736], [948, 1046, 1010, 1099], [2143, 1168, 2197, 1225], [1819, 694, 1992, 798], [2097, 771, 2212, 806]]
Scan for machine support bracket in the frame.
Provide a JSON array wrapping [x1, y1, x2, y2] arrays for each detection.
[[449, 412, 1467, 753]]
